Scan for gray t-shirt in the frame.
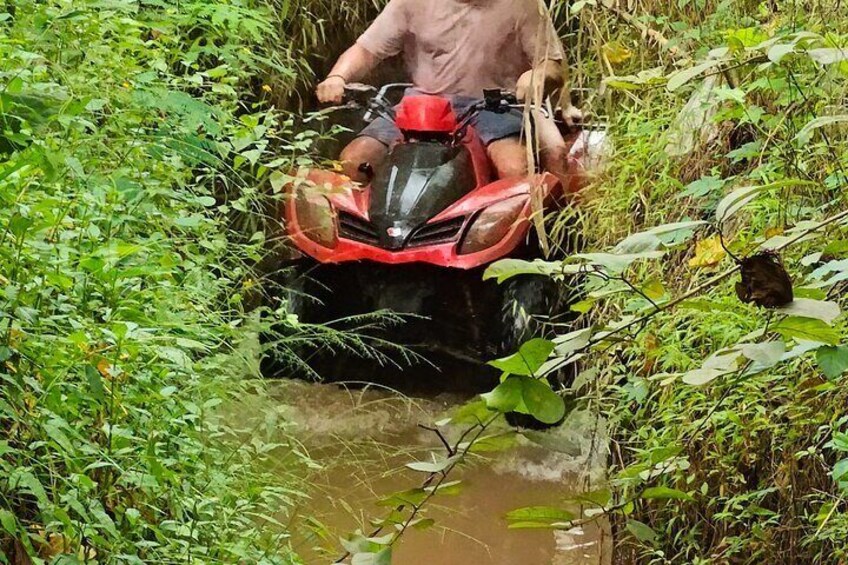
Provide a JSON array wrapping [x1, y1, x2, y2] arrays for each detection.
[[357, 0, 564, 98]]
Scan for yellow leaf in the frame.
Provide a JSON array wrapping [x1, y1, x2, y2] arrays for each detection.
[[642, 278, 666, 300], [688, 236, 727, 268], [765, 226, 785, 239], [97, 358, 112, 379], [603, 42, 633, 64]]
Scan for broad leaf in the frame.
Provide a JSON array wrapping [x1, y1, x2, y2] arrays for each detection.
[[575, 251, 665, 273], [667, 60, 723, 92], [682, 368, 728, 386], [740, 342, 785, 369], [767, 43, 796, 63], [614, 221, 705, 254], [641, 486, 694, 501], [774, 317, 841, 345], [808, 47, 848, 65], [483, 258, 582, 283], [505, 506, 575, 529], [351, 548, 392, 565], [777, 298, 841, 324], [521, 377, 567, 425], [489, 338, 555, 376], [482, 377, 523, 413], [626, 519, 658, 543], [817, 346, 848, 380], [715, 185, 767, 224], [553, 328, 593, 357], [796, 115, 848, 144], [716, 180, 815, 223], [482, 376, 566, 425], [406, 455, 457, 474]]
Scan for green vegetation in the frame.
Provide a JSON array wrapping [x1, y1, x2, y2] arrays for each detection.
[[0, 0, 309, 562], [4, 0, 848, 563]]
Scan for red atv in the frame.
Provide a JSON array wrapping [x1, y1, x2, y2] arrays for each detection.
[[263, 85, 605, 390]]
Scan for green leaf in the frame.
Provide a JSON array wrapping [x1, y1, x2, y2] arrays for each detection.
[[833, 459, 848, 483], [377, 488, 427, 508], [0, 509, 16, 535], [667, 60, 723, 92], [614, 221, 705, 254], [482, 377, 523, 413], [505, 506, 576, 526], [351, 548, 392, 565], [715, 180, 814, 223], [489, 338, 555, 376], [412, 518, 435, 530], [796, 115, 848, 144], [405, 455, 457, 474], [808, 48, 848, 65], [626, 519, 657, 543], [774, 317, 840, 345], [777, 299, 841, 324], [482, 376, 566, 425], [521, 378, 566, 425], [86, 365, 105, 403], [816, 346, 848, 380], [740, 342, 785, 369], [641, 486, 694, 501], [681, 368, 728, 386], [553, 328, 592, 357], [767, 43, 796, 63], [483, 259, 582, 283], [715, 185, 766, 224], [574, 251, 665, 273]]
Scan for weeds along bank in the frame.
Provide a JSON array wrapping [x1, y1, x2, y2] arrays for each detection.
[[551, 1, 848, 563], [0, 0, 312, 562]]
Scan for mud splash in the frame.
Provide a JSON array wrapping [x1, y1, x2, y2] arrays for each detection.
[[242, 380, 610, 564]]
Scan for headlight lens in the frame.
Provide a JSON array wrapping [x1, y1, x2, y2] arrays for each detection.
[[294, 187, 338, 248], [459, 196, 528, 255]]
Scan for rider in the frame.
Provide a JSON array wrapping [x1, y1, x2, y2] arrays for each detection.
[[315, 0, 582, 184]]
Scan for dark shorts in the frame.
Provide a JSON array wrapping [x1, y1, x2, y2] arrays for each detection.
[[359, 91, 523, 146]]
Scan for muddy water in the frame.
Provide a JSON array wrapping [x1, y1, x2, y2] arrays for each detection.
[[251, 381, 610, 565]]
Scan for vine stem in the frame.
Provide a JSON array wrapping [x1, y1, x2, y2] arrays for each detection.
[[576, 205, 848, 354], [333, 413, 500, 563], [334, 205, 848, 562]]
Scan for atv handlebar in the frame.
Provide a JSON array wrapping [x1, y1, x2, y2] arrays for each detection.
[[309, 83, 582, 136]]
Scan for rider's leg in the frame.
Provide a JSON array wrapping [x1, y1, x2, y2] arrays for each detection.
[[535, 112, 572, 191], [339, 136, 389, 183], [487, 137, 528, 179]]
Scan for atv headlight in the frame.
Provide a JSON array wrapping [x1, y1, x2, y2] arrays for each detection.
[[459, 196, 528, 255], [294, 187, 338, 248]]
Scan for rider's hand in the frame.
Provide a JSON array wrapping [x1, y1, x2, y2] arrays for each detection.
[[316, 75, 347, 104], [560, 105, 584, 128], [516, 66, 562, 102]]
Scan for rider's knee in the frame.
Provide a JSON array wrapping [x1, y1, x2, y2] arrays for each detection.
[[488, 145, 529, 179], [340, 137, 387, 181], [495, 158, 529, 179], [541, 144, 569, 171]]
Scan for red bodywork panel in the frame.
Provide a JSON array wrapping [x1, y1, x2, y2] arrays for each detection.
[[284, 94, 590, 270], [395, 96, 458, 133]]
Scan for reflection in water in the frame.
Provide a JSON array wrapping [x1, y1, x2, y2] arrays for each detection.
[[236, 381, 610, 564]]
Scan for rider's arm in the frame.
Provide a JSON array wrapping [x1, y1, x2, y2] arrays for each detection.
[[316, 44, 381, 104], [316, 0, 408, 104]]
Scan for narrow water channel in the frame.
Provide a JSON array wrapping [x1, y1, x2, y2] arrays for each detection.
[[244, 380, 611, 564]]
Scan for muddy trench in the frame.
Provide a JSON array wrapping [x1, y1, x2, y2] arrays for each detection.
[[227, 370, 611, 564]]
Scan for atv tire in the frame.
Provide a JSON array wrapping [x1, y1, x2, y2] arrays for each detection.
[[496, 273, 579, 429]]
